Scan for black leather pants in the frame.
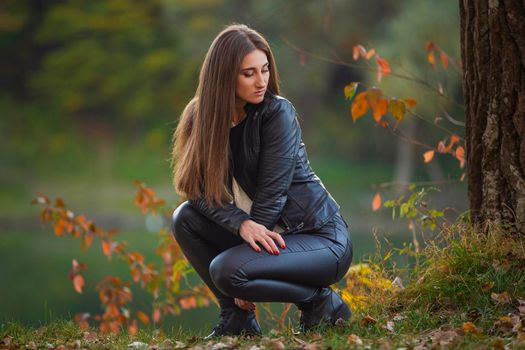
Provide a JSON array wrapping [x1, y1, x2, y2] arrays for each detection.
[[171, 201, 353, 307]]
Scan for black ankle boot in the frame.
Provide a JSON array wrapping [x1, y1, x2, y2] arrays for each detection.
[[297, 287, 351, 332], [204, 306, 261, 339]]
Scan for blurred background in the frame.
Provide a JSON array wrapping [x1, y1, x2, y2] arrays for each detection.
[[0, 0, 465, 333]]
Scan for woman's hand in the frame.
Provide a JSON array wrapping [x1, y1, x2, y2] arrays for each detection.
[[234, 298, 256, 311], [239, 219, 286, 254]]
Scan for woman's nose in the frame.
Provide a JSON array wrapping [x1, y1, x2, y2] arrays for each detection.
[[255, 72, 266, 87]]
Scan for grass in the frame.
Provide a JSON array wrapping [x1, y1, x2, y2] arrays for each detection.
[[2, 222, 525, 349]]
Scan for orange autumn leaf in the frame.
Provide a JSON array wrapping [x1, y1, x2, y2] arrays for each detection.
[[366, 87, 382, 108], [54, 219, 66, 236], [353, 45, 366, 60], [180, 296, 197, 310], [455, 146, 466, 168], [351, 96, 369, 122], [462, 321, 483, 335], [427, 51, 436, 68], [404, 98, 417, 107], [440, 51, 449, 69], [73, 275, 85, 294], [445, 134, 460, 153], [128, 319, 138, 335], [372, 192, 382, 211], [137, 311, 149, 324], [365, 48, 376, 60], [102, 240, 112, 258], [373, 99, 389, 123], [153, 308, 161, 323], [423, 150, 435, 163], [375, 55, 391, 82], [437, 141, 446, 153]]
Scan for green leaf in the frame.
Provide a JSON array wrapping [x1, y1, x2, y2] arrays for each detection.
[[344, 82, 359, 100]]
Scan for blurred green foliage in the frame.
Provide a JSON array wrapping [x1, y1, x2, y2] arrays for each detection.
[[0, 0, 465, 328]]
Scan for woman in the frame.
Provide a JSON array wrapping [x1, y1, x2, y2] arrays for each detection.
[[171, 24, 352, 338]]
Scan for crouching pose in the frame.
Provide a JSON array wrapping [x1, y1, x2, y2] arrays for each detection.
[[170, 24, 353, 338]]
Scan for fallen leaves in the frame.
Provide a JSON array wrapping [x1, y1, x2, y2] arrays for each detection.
[[347, 334, 363, 345], [462, 321, 483, 335], [491, 292, 512, 304], [362, 314, 378, 326]]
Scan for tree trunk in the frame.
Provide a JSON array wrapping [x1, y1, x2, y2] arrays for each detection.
[[460, 0, 525, 232]]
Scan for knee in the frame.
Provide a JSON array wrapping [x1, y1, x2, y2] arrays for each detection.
[[209, 251, 244, 297], [171, 201, 197, 242]]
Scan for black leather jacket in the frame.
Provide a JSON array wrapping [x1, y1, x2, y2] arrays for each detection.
[[189, 94, 341, 235]]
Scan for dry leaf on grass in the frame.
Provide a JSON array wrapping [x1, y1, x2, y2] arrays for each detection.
[[430, 329, 459, 346], [347, 334, 363, 345], [494, 316, 518, 334], [270, 340, 285, 350], [362, 315, 378, 326], [462, 321, 483, 335], [491, 292, 511, 304]]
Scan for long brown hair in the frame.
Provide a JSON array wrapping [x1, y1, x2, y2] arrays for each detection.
[[171, 24, 281, 205]]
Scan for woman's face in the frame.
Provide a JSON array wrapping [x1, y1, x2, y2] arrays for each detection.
[[236, 49, 269, 105]]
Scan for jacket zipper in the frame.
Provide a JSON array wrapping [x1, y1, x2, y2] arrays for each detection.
[[285, 221, 304, 234]]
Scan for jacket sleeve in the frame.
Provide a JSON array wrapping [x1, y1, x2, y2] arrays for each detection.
[[249, 99, 301, 230], [188, 198, 251, 235]]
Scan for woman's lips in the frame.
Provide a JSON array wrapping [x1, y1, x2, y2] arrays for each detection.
[[254, 89, 266, 96]]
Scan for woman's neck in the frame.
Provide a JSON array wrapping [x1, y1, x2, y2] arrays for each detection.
[[233, 101, 247, 125]]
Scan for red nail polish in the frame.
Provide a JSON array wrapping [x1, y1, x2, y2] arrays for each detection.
[[275, 250, 280, 255], [281, 244, 286, 249]]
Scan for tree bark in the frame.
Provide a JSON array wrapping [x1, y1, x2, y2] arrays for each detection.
[[460, 0, 525, 232]]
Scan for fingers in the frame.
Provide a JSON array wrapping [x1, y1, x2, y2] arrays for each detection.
[[257, 235, 276, 255], [246, 239, 262, 253], [266, 231, 286, 249]]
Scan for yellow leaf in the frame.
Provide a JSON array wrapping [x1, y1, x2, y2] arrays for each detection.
[[372, 192, 382, 211], [389, 99, 406, 121], [423, 150, 435, 163], [344, 82, 359, 100]]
